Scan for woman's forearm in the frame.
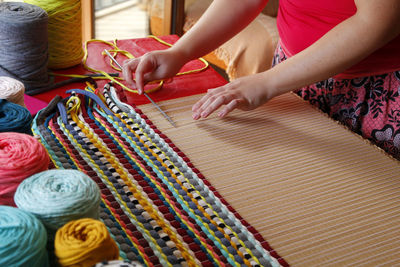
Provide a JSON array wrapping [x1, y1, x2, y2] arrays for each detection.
[[170, 0, 268, 63]]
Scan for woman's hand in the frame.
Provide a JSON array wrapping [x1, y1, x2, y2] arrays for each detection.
[[192, 72, 277, 119], [122, 48, 187, 94], [122, 0, 268, 95]]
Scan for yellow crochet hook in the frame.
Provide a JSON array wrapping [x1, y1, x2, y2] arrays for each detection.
[[104, 49, 176, 127]]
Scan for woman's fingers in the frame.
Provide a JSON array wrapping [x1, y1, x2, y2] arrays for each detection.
[[199, 94, 232, 118], [122, 54, 157, 94], [192, 88, 220, 119], [135, 55, 156, 94], [218, 99, 240, 118], [192, 86, 239, 119], [121, 49, 186, 95], [122, 58, 139, 87]]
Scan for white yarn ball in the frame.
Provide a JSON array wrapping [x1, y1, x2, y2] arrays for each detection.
[[0, 76, 26, 107]]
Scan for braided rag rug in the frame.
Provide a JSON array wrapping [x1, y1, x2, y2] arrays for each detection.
[[32, 83, 285, 267]]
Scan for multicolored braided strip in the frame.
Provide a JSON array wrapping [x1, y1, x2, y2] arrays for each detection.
[[31, 83, 284, 267]]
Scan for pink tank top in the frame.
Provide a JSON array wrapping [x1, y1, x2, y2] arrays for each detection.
[[277, 0, 400, 79]]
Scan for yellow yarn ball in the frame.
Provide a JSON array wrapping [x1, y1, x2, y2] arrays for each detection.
[[24, 0, 84, 69], [55, 218, 119, 267]]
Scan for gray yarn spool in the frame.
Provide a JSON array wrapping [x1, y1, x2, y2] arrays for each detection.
[[0, 2, 52, 92]]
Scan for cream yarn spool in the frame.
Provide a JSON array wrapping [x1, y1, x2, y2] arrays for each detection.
[[0, 76, 26, 108]]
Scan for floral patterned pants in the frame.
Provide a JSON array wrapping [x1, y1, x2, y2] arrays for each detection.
[[272, 42, 400, 160]]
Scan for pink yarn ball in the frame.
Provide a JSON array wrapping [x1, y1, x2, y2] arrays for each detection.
[[0, 132, 50, 206]]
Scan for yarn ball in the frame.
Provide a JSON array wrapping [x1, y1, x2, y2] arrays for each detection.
[[14, 169, 101, 237], [55, 218, 119, 267], [24, 0, 84, 69], [0, 205, 49, 267], [0, 99, 33, 134], [0, 2, 51, 92], [0, 76, 26, 107], [94, 260, 143, 267], [0, 132, 49, 206]]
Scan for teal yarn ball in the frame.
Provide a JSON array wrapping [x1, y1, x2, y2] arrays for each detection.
[[0, 205, 49, 267], [14, 169, 101, 237], [0, 99, 33, 134]]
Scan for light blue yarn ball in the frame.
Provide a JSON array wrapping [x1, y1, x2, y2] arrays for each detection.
[[14, 169, 101, 237], [0, 205, 49, 267]]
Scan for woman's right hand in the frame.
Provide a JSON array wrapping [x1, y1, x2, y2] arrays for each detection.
[[122, 48, 187, 94]]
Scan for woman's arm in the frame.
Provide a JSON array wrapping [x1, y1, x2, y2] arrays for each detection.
[[170, 0, 268, 62], [122, 0, 268, 93], [192, 0, 400, 119]]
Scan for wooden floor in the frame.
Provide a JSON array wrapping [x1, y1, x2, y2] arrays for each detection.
[[95, 0, 149, 41]]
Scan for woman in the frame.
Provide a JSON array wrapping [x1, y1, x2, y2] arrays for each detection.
[[122, 0, 400, 159]]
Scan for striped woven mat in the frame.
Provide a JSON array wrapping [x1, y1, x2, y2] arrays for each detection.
[[32, 83, 285, 267]]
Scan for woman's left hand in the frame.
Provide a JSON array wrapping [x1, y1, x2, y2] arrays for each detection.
[[192, 72, 276, 119]]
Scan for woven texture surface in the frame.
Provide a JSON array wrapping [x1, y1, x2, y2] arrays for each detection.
[[139, 93, 400, 267], [32, 85, 284, 267]]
